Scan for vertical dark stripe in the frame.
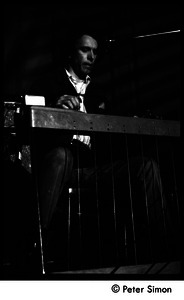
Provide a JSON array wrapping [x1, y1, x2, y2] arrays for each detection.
[[75, 134, 83, 269], [67, 188, 71, 270], [124, 224, 128, 261], [92, 132, 102, 266], [109, 132, 119, 263], [37, 198, 46, 275], [139, 135, 153, 260], [170, 141, 180, 222], [124, 133, 137, 264], [169, 139, 180, 261], [154, 135, 169, 256], [30, 129, 45, 275]]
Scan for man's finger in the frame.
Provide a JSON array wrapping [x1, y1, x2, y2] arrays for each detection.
[[62, 104, 69, 109], [71, 97, 80, 109]]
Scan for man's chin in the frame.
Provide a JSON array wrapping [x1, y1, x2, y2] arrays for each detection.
[[83, 65, 93, 73], [78, 67, 92, 78], [81, 70, 91, 78]]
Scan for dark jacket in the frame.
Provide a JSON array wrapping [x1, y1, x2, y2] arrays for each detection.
[[29, 67, 114, 166], [30, 67, 109, 114], [29, 68, 155, 167]]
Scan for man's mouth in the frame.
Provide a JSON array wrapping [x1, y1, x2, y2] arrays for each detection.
[[84, 63, 93, 67], [83, 64, 93, 71]]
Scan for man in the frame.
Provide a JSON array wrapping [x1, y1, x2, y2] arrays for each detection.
[[31, 29, 108, 224], [30, 28, 171, 268]]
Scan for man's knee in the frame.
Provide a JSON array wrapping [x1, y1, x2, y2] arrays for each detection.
[[48, 147, 73, 166], [137, 158, 161, 192], [143, 158, 159, 176]]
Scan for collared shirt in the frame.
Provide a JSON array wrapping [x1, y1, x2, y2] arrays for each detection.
[[65, 69, 91, 147]]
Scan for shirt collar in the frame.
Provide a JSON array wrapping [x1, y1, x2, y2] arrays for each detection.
[[65, 69, 91, 85]]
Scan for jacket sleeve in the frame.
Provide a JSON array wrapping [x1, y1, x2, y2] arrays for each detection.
[[28, 69, 77, 107]]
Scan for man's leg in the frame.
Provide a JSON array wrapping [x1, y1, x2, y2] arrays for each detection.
[[37, 146, 73, 230]]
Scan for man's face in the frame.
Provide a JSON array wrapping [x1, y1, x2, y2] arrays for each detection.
[[70, 34, 98, 78]]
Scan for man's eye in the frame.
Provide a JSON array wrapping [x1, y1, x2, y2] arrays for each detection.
[[80, 47, 89, 52], [80, 47, 97, 55]]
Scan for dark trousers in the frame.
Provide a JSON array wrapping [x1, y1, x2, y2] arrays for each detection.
[[36, 144, 173, 264], [37, 144, 166, 219]]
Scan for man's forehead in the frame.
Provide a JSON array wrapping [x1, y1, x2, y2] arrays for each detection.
[[76, 34, 98, 48]]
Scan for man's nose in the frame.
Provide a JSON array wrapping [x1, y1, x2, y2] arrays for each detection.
[[88, 50, 95, 61]]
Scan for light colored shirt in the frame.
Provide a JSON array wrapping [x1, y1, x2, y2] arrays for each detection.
[[65, 69, 91, 147]]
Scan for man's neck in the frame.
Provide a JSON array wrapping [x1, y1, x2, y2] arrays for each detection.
[[66, 66, 89, 82]]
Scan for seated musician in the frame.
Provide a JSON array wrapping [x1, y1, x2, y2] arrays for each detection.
[[30, 25, 173, 268]]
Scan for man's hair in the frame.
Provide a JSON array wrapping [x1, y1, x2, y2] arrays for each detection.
[[66, 24, 104, 54], [52, 18, 105, 67]]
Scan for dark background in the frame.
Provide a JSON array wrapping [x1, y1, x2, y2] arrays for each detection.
[[4, 4, 181, 119], [3, 4, 181, 276]]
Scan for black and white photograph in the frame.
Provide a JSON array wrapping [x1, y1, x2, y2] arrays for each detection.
[[3, 3, 182, 290]]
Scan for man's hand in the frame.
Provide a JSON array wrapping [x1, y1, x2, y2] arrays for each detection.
[[56, 95, 80, 110]]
